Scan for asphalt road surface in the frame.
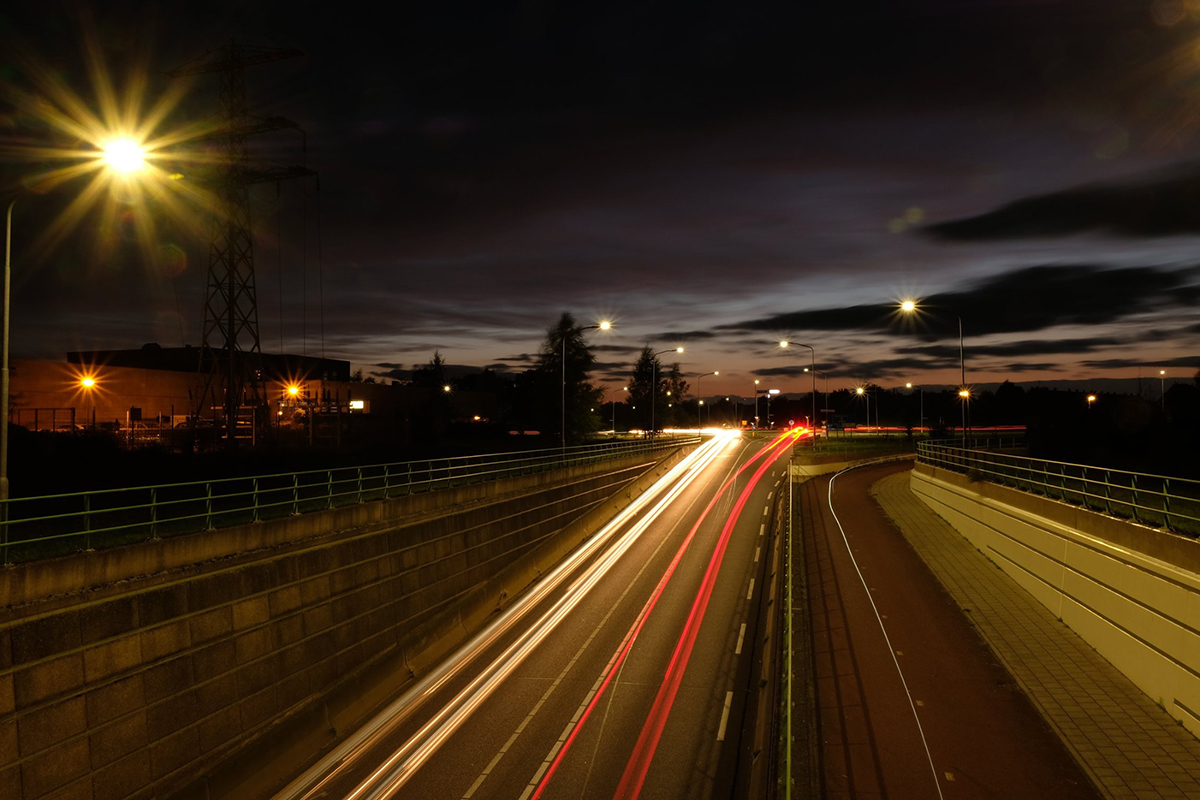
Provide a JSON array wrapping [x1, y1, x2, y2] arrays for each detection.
[[277, 429, 796, 800], [800, 460, 1102, 800]]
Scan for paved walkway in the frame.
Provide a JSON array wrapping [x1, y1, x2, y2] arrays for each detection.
[[871, 470, 1200, 800]]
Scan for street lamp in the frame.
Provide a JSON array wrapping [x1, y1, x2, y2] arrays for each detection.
[[766, 388, 780, 428], [3, 137, 149, 507], [695, 371, 718, 430], [650, 347, 683, 434], [901, 299, 967, 443], [1160, 369, 1166, 412], [780, 340, 817, 438], [806, 367, 830, 430], [753, 379, 761, 429], [80, 374, 98, 430], [906, 381, 924, 433], [856, 386, 870, 432], [562, 320, 611, 448]]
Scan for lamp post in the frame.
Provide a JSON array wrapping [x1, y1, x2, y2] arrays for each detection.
[[4, 138, 147, 507], [753, 379, 761, 429], [612, 386, 626, 436], [905, 382, 924, 434], [650, 347, 683, 434], [1160, 369, 1166, 412], [780, 340, 818, 440], [806, 367, 830, 432], [562, 320, 611, 448], [855, 386, 871, 433], [695, 371, 718, 430], [901, 299, 966, 444]]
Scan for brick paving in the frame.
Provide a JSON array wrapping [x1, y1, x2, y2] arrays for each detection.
[[871, 470, 1200, 800]]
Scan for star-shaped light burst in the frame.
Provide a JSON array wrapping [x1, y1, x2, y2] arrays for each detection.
[[0, 28, 219, 267]]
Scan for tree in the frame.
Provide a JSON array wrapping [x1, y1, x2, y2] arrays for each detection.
[[626, 347, 684, 431], [663, 363, 689, 427], [626, 347, 659, 431], [410, 351, 448, 389], [534, 313, 604, 444]]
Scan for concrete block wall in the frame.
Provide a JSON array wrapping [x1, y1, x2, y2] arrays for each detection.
[[0, 448, 685, 800], [911, 463, 1200, 739]]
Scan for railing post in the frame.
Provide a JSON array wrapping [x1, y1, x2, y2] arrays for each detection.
[[384, 464, 391, 499], [292, 473, 300, 515], [252, 478, 260, 523], [326, 470, 334, 509], [206, 482, 215, 530], [1163, 478, 1172, 530], [84, 494, 92, 551], [1130, 473, 1140, 523], [1103, 471, 1113, 516], [357, 467, 364, 505], [150, 487, 159, 540]]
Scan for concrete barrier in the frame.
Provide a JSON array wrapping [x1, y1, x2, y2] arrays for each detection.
[[911, 463, 1200, 739], [0, 445, 694, 800]]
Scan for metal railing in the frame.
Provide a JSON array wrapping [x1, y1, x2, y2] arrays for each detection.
[[0, 435, 700, 565], [917, 439, 1200, 538]]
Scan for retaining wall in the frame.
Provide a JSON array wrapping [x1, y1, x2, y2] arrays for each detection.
[[0, 446, 691, 800], [911, 463, 1200, 739]]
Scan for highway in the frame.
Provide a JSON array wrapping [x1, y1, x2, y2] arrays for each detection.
[[800, 460, 1102, 800], [277, 429, 797, 800]]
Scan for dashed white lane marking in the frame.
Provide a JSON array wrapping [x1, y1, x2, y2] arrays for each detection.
[[753, 546, 760, 563], [767, 491, 774, 499], [759, 523, 765, 536], [735, 623, 746, 655], [762, 505, 769, 516], [716, 691, 734, 741], [746, 578, 755, 600]]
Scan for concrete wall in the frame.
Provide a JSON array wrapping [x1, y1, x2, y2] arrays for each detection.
[[0, 446, 692, 800], [911, 463, 1200, 739]]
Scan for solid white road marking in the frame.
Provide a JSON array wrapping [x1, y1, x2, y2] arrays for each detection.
[[716, 691, 734, 741]]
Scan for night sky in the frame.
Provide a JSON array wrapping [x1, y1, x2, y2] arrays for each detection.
[[2, 0, 1199, 398]]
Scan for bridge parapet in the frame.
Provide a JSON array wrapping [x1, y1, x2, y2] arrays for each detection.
[[912, 460, 1200, 740]]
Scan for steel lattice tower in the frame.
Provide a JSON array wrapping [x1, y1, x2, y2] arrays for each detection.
[[170, 41, 313, 445]]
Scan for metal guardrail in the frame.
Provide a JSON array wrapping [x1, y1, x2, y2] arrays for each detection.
[[917, 439, 1200, 538], [0, 435, 701, 565]]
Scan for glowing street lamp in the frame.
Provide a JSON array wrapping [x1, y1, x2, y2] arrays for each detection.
[[695, 371, 718, 429], [1160, 369, 1167, 412], [780, 339, 818, 438], [101, 138, 148, 173], [906, 381, 924, 432], [856, 385, 870, 431], [901, 299, 967, 444], [651, 347, 683, 434], [3, 137, 151, 507]]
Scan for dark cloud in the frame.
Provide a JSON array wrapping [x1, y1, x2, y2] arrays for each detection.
[[721, 264, 1199, 339], [895, 337, 1124, 359], [1082, 357, 1199, 370], [923, 162, 1200, 240]]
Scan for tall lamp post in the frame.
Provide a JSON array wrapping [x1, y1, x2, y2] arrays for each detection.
[[4, 138, 147, 508], [901, 299, 966, 444], [780, 340, 818, 440], [855, 386, 871, 432], [906, 382, 924, 433], [753, 379, 761, 429], [650, 347, 684, 433], [611, 385, 627, 436], [806, 368, 829, 431], [695, 371, 718, 430], [1160, 369, 1166, 412], [562, 320, 611, 448]]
